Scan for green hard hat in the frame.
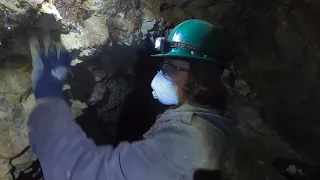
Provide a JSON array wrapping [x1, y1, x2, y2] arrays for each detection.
[[152, 19, 228, 67]]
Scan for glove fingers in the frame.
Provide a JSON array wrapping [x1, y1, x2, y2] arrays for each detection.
[[29, 35, 43, 69], [47, 43, 58, 63], [29, 35, 44, 90], [56, 42, 71, 66], [51, 43, 70, 82], [67, 52, 72, 66], [56, 42, 62, 61], [43, 31, 51, 57], [43, 32, 58, 65]]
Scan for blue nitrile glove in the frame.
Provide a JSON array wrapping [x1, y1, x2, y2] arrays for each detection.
[[29, 36, 71, 99]]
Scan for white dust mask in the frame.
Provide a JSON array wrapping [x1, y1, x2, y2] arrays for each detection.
[[151, 71, 179, 105]]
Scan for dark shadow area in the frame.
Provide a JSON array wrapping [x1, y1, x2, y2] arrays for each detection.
[[66, 62, 97, 103], [74, 99, 115, 145], [15, 160, 42, 180], [273, 158, 320, 180], [63, 54, 115, 145], [193, 169, 222, 180], [115, 44, 167, 142], [68, 41, 166, 145]]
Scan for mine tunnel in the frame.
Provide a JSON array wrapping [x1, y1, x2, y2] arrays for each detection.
[[1, 0, 320, 180]]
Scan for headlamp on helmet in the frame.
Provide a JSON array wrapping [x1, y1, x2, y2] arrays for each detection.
[[154, 37, 169, 52]]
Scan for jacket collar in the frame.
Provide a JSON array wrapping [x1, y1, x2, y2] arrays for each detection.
[[143, 104, 223, 138]]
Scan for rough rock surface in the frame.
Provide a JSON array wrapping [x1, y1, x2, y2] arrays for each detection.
[[1, 0, 320, 179], [222, 70, 299, 180], [0, 69, 36, 179]]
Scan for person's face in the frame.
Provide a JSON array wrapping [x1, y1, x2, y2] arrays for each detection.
[[162, 59, 190, 104]]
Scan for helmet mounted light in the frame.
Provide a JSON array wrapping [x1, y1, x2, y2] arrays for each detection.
[[155, 37, 211, 56], [155, 37, 168, 52]]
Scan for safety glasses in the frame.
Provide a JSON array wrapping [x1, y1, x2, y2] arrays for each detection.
[[160, 62, 189, 77]]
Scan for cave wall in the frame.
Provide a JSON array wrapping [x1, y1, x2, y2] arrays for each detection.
[[236, 1, 320, 163], [1, 0, 320, 179]]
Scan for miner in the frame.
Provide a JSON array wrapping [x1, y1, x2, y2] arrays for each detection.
[[28, 19, 234, 180]]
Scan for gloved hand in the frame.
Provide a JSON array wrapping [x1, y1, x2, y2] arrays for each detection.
[[29, 34, 71, 99]]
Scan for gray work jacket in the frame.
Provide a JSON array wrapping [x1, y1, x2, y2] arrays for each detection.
[[28, 98, 233, 180]]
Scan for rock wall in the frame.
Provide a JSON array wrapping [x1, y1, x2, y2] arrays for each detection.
[[1, 0, 320, 179], [234, 1, 320, 163]]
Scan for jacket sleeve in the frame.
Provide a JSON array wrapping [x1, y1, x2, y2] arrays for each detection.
[[28, 98, 167, 180]]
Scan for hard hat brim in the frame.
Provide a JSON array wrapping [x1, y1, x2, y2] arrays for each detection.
[[152, 52, 215, 63], [151, 51, 228, 68]]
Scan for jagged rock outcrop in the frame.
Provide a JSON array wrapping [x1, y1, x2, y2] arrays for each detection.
[[1, 0, 320, 179]]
